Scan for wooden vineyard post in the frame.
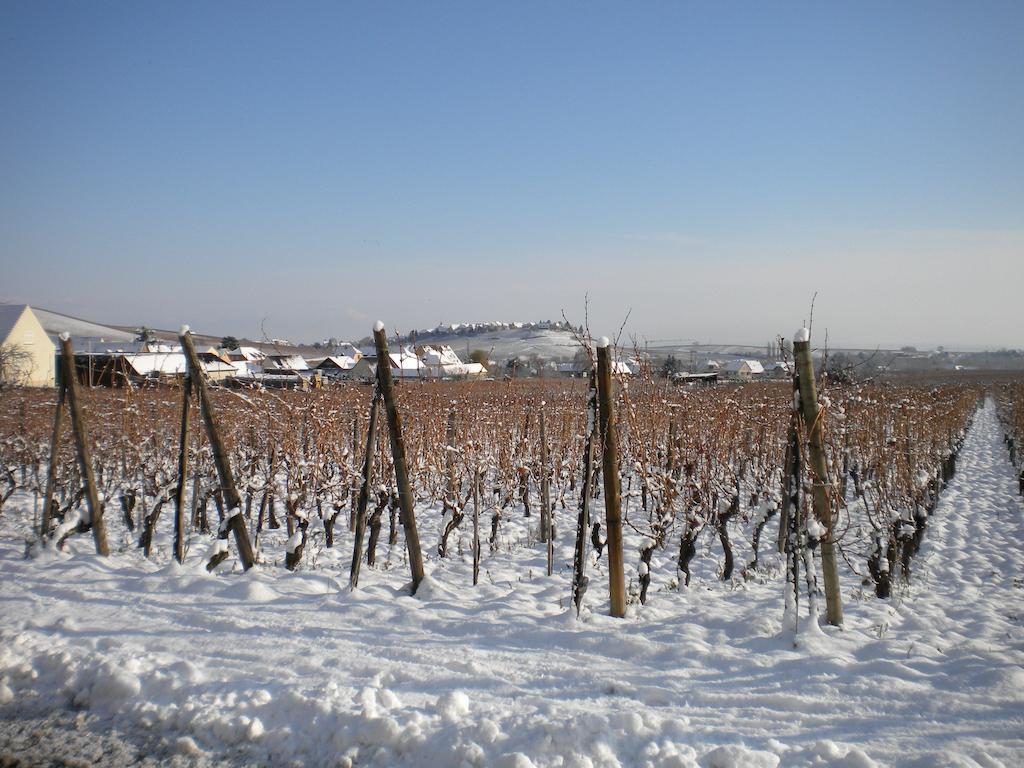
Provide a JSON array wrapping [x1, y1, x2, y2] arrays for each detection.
[[782, 409, 802, 639], [173, 372, 193, 564], [572, 371, 598, 616], [539, 407, 553, 576], [596, 338, 626, 618], [349, 412, 360, 531], [349, 390, 380, 588], [59, 335, 109, 555], [793, 328, 843, 627], [445, 409, 457, 502], [179, 328, 255, 571], [472, 466, 481, 586], [40, 382, 66, 540], [373, 322, 426, 594]]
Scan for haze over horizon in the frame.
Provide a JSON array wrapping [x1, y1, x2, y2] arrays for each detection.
[[2, 2, 1021, 350]]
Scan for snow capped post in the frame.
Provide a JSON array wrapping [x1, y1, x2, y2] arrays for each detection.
[[372, 321, 426, 594], [792, 328, 843, 627], [58, 334, 109, 556], [179, 327, 255, 571], [596, 336, 627, 618]]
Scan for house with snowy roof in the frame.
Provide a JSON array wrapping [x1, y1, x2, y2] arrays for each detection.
[[224, 347, 266, 377], [764, 361, 794, 379], [721, 359, 765, 380], [348, 347, 427, 381], [262, 353, 309, 373], [314, 355, 359, 379], [418, 345, 486, 379]]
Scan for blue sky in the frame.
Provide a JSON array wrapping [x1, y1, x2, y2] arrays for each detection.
[[2, 1, 1022, 348]]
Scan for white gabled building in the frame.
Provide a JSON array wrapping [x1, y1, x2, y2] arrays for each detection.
[[0, 304, 56, 387], [263, 353, 309, 373], [315, 355, 359, 378], [347, 347, 427, 380], [721, 359, 766, 380], [225, 346, 266, 377], [418, 345, 486, 379]]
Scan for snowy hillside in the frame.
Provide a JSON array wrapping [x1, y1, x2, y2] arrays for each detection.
[[2, 402, 1023, 767]]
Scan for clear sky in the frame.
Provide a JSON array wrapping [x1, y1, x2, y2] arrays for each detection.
[[2, 1, 1021, 349]]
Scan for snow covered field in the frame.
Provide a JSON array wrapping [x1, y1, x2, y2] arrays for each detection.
[[1, 401, 1022, 767]]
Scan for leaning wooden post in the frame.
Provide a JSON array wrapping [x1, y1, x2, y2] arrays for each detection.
[[179, 328, 255, 571], [373, 322, 426, 594], [349, 389, 381, 588], [59, 335, 109, 555], [539, 406, 553, 575], [793, 328, 843, 627], [173, 372, 193, 564], [40, 381, 67, 540], [596, 337, 626, 618]]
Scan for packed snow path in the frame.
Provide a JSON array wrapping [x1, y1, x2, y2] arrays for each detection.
[[1, 400, 1022, 767]]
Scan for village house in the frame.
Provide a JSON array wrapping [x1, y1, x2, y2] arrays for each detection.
[[418, 345, 486, 379], [764, 361, 794, 379], [721, 359, 766, 381], [0, 304, 56, 387], [262, 353, 309, 373], [314, 355, 359, 380], [348, 347, 427, 381], [224, 346, 266, 377]]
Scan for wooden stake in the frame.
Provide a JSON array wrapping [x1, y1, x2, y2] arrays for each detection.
[[59, 336, 109, 555], [373, 323, 425, 594], [174, 373, 192, 564], [596, 339, 626, 618], [539, 408, 553, 576], [793, 330, 843, 627], [350, 391, 380, 588], [179, 329, 255, 571], [40, 382, 66, 540], [572, 372, 598, 616], [472, 466, 481, 586]]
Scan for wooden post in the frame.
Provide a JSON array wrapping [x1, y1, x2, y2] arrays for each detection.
[[783, 410, 802, 639], [539, 407, 553, 576], [572, 371, 598, 616], [596, 338, 626, 618], [40, 382, 66, 540], [59, 336, 109, 555], [472, 466, 481, 586], [349, 391, 380, 588], [793, 328, 843, 627], [445, 409, 457, 502], [373, 322, 425, 594], [173, 373, 192, 564], [349, 412, 360, 531], [179, 328, 255, 571]]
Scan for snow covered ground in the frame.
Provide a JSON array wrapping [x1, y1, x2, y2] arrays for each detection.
[[1, 401, 1022, 767]]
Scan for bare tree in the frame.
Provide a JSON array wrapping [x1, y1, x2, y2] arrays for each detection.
[[0, 343, 33, 389]]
